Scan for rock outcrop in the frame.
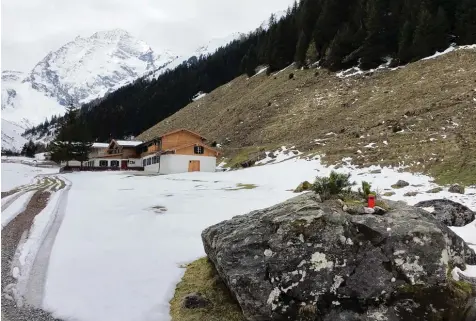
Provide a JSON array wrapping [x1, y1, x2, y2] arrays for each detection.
[[202, 193, 475, 321], [414, 199, 475, 227]]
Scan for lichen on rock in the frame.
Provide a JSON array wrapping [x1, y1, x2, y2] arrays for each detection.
[[202, 193, 476, 321]]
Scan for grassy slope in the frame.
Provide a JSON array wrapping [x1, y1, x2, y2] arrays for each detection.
[[138, 49, 476, 185]]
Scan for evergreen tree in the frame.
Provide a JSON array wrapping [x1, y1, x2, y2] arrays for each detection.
[[412, 5, 450, 59], [455, 0, 476, 43], [323, 23, 355, 70], [306, 41, 319, 65], [397, 21, 415, 64], [295, 31, 310, 67]]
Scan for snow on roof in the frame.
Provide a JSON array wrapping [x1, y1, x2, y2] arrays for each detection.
[[115, 140, 143, 147], [92, 143, 109, 148]]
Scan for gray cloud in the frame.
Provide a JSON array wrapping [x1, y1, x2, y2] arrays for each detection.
[[1, 0, 295, 72]]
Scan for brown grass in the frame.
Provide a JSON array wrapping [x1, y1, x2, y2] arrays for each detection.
[[169, 257, 245, 321], [137, 49, 476, 185]]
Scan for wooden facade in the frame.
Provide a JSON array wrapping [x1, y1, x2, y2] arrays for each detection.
[[174, 144, 218, 157], [140, 129, 218, 158]]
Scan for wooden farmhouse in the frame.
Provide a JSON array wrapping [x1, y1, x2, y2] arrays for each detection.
[[85, 129, 219, 174]]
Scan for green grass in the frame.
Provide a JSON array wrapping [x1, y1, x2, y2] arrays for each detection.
[[225, 183, 258, 191], [430, 158, 476, 186], [170, 257, 245, 321]]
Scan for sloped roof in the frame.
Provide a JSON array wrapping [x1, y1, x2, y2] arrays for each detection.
[[92, 142, 109, 148], [140, 128, 207, 144], [161, 128, 206, 139], [114, 140, 143, 147]]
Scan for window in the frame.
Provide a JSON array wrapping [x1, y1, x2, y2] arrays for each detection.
[[143, 159, 146, 167], [194, 146, 204, 154], [99, 160, 108, 167], [111, 161, 119, 167], [129, 160, 135, 165], [147, 158, 152, 165]]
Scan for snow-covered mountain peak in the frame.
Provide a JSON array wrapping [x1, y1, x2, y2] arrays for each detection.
[[23, 29, 176, 106]]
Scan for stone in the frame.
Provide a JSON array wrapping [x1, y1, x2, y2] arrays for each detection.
[[369, 169, 382, 174], [449, 184, 465, 194], [364, 207, 375, 214], [181, 292, 210, 309], [426, 187, 443, 193], [294, 181, 313, 193], [414, 199, 475, 227], [392, 180, 409, 188], [202, 193, 476, 321], [373, 206, 387, 215], [344, 204, 366, 215], [464, 298, 476, 321], [403, 191, 419, 197], [383, 191, 396, 197]]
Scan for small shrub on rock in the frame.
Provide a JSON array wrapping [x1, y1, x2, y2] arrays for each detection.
[[313, 171, 354, 200], [358, 181, 376, 198]]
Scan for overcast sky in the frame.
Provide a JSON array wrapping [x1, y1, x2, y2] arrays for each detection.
[[1, 0, 295, 72]]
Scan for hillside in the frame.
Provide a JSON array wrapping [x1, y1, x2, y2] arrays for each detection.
[[50, 0, 476, 143], [137, 47, 476, 185]]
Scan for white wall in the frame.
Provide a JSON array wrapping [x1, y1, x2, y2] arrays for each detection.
[[158, 155, 216, 174], [127, 158, 142, 168], [61, 160, 81, 167], [90, 158, 122, 168]]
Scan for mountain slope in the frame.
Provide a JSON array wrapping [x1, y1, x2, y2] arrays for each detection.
[[137, 48, 476, 185], [1, 119, 28, 152]]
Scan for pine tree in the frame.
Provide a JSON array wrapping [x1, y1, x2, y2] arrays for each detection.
[[412, 5, 450, 59], [359, 0, 388, 69], [455, 0, 476, 43], [295, 31, 310, 67], [322, 23, 355, 70], [397, 21, 415, 64], [306, 41, 319, 65]]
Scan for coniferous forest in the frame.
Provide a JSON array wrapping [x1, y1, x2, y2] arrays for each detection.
[[30, 0, 476, 142]]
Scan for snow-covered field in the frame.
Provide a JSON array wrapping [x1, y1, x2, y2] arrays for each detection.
[[35, 157, 475, 321], [1, 162, 59, 192], [1, 156, 474, 321]]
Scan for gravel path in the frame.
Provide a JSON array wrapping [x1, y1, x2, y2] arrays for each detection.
[[1, 177, 66, 321]]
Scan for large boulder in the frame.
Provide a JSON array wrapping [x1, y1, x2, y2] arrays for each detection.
[[414, 199, 475, 227], [202, 193, 476, 321]]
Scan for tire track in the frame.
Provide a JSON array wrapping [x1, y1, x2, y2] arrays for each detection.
[[1, 176, 67, 321]]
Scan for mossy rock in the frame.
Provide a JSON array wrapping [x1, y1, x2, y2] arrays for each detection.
[[383, 191, 396, 197], [294, 181, 313, 193], [404, 191, 419, 197], [395, 278, 473, 321], [170, 257, 245, 321], [426, 187, 444, 193]]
